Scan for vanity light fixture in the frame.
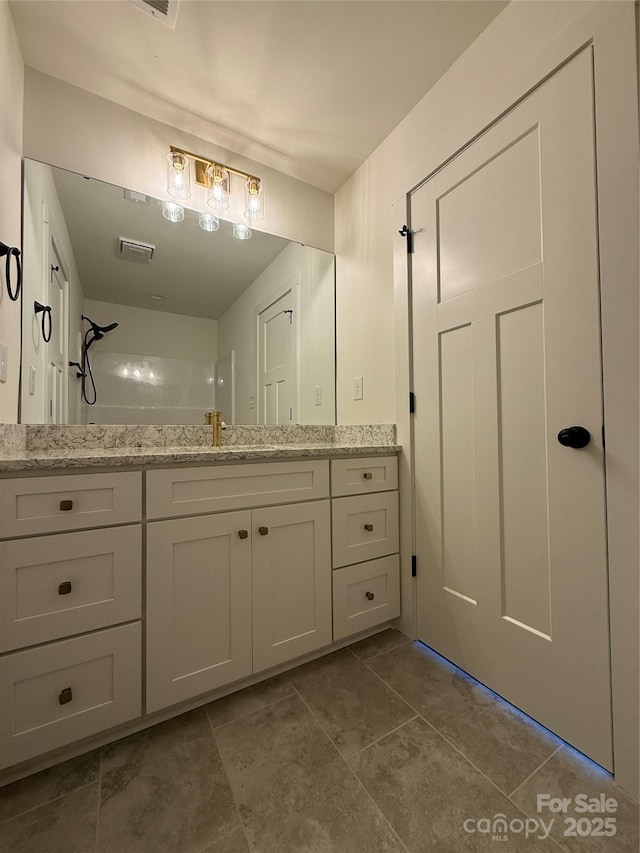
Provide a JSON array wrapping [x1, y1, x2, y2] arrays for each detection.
[[166, 145, 264, 226], [244, 177, 264, 221], [199, 212, 220, 232], [166, 151, 191, 199], [233, 222, 252, 241], [205, 163, 230, 212], [162, 201, 184, 222]]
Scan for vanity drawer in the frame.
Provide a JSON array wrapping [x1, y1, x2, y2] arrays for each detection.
[[332, 491, 399, 568], [0, 525, 142, 652], [332, 555, 400, 640], [0, 472, 142, 538], [331, 456, 398, 497], [146, 460, 330, 519], [0, 622, 141, 769]]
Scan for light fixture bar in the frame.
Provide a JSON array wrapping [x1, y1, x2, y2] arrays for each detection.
[[169, 146, 261, 186]]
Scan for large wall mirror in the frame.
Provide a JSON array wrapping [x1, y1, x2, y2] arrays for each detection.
[[20, 159, 336, 426]]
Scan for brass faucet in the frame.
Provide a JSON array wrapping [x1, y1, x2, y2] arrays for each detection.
[[204, 410, 225, 446]]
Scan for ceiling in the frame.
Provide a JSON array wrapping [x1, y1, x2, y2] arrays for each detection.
[[49, 164, 294, 319], [10, 0, 508, 193]]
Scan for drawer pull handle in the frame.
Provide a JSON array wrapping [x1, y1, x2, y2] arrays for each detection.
[[363, 472, 373, 480], [58, 581, 72, 595], [365, 591, 375, 601], [59, 499, 74, 512], [58, 687, 73, 705], [258, 526, 269, 536], [238, 529, 249, 540], [364, 523, 374, 532]]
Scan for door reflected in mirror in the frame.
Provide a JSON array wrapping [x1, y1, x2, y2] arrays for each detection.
[[20, 159, 335, 426]]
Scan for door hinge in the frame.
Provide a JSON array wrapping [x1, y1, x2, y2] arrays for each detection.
[[409, 391, 415, 414], [399, 224, 413, 254], [411, 555, 417, 577]]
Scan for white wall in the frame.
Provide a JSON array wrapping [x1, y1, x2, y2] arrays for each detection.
[[217, 243, 335, 425], [84, 299, 218, 363], [298, 248, 335, 423], [335, 1, 600, 423], [23, 69, 334, 254], [0, 1, 23, 423], [21, 160, 86, 424]]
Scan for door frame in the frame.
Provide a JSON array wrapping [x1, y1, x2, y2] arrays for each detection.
[[47, 235, 69, 424], [391, 5, 638, 796]]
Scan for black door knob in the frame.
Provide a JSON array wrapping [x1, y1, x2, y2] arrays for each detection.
[[557, 426, 591, 449]]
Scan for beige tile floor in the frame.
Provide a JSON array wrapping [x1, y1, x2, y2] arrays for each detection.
[[0, 630, 637, 853]]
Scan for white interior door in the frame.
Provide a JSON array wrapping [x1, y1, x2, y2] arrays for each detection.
[[47, 242, 68, 424], [411, 48, 612, 769], [257, 281, 297, 424]]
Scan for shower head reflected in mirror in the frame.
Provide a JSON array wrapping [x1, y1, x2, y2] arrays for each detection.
[[81, 314, 119, 404]]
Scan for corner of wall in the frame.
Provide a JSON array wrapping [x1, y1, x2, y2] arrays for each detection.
[[0, 0, 24, 423]]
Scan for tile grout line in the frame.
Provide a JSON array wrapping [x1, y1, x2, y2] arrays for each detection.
[[207, 690, 296, 734], [346, 714, 420, 760], [507, 744, 564, 799], [195, 825, 247, 853], [206, 686, 297, 733], [0, 778, 100, 829], [204, 704, 253, 850], [352, 639, 411, 664], [355, 647, 554, 803], [354, 653, 568, 850], [291, 684, 412, 853]]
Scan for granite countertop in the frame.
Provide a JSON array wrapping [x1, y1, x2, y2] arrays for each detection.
[[0, 424, 400, 472], [0, 442, 401, 472]]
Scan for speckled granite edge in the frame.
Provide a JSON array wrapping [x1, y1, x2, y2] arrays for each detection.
[[20, 424, 396, 452], [0, 443, 401, 471], [0, 424, 26, 455]]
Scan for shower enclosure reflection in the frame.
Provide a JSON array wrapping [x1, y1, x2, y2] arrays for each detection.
[[20, 159, 335, 426]]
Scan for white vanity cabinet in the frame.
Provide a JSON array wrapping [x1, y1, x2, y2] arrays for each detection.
[[0, 451, 399, 778], [0, 472, 143, 769], [330, 457, 400, 640], [146, 510, 253, 713], [145, 460, 332, 713]]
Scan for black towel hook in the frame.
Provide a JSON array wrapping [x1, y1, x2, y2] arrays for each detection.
[[0, 241, 22, 302], [34, 301, 53, 343]]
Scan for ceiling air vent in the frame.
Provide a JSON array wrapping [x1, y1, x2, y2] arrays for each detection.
[[119, 238, 155, 264], [129, 0, 179, 29]]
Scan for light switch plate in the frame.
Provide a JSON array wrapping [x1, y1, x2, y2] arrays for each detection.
[[353, 375, 363, 401], [0, 342, 8, 383], [29, 365, 36, 395], [248, 395, 256, 410], [314, 385, 322, 406]]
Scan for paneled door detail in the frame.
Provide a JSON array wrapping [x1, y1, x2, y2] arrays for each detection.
[[257, 278, 297, 424], [252, 499, 331, 672], [411, 49, 612, 768], [146, 510, 252, 713], [47, 241, 68, 424]]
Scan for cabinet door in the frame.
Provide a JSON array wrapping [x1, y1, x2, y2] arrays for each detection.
[[252, 500, 331, 672], [146, 511, 252, 713]]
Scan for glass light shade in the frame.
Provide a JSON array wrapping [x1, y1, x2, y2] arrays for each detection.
[[166, 151, 191, 200], [199, 212, 220, 232], [205, 163, 230, 211], [233, 222, 252, 241], [162, 201, 184, 222], [244, 177, 264, 221]]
